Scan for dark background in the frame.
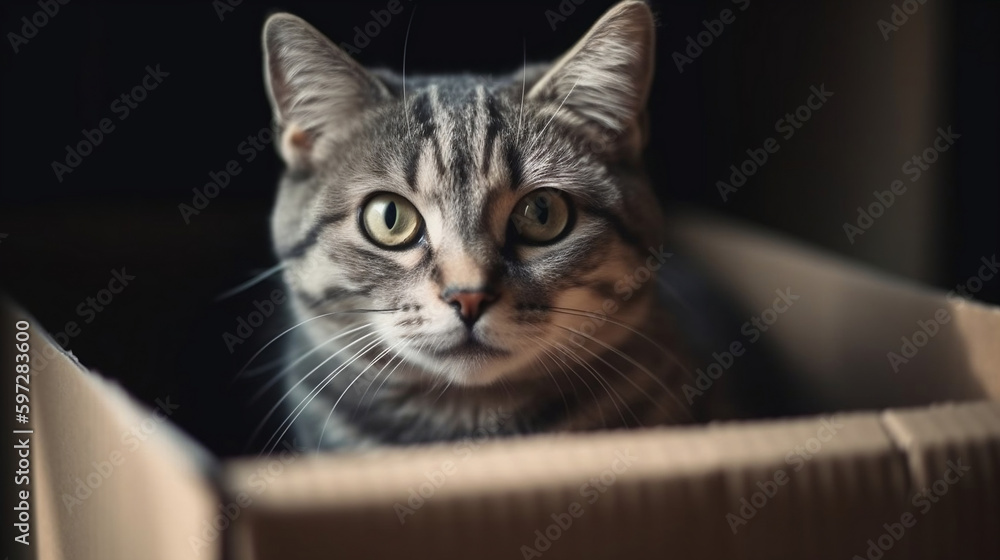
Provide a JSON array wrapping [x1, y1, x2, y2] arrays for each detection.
[[0, 0, 997, 460]]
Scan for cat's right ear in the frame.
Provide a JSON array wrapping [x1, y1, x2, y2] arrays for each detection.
[[262, 13, 390, 170]]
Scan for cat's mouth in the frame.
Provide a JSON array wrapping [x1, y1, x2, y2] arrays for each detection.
[[428, 337, 509, 359]]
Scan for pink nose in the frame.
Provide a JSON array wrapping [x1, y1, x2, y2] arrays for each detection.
[[443, 289, 497, 325]]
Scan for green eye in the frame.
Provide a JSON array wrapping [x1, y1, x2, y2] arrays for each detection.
[[510, 189, 571, 244], [361, 193, 423, 248]]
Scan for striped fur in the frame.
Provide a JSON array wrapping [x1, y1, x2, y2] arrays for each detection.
[[258, 2, 698, 451]]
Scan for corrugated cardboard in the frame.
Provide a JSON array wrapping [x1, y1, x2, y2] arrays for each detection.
[[13, 213, 1000, 560]]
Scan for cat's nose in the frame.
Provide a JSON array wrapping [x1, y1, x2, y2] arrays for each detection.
[[442, 288, 497, 326]]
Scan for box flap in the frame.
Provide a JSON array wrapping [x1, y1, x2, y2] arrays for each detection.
[[668, 213, 1000, 409], [2, 300, 222, 560]]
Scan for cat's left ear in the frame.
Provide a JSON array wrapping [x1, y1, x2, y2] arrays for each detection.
[[263, 13, 391, 169], [528, 1, 655, 155]]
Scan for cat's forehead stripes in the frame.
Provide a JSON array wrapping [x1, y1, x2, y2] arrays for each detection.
[[406, 91, 448, 188], [406, 83, 510, 179], [400, 83, 516, 247], [426, 84, 461, 183], [481, 91, 504, 178]]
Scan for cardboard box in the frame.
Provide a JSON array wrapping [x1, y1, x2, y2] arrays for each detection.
[[8, 213, 999, 560]]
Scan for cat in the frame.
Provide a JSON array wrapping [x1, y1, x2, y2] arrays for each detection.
[[253, 1, 713, 452]]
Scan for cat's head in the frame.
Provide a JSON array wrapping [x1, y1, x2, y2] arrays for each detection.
[[263, 1, 668, 387]]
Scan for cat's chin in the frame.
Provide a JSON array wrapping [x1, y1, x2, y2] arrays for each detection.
[[404, 340, 527, 387], [427, 338, 509, 360]]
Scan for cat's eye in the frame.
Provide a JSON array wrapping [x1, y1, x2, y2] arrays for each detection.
[[510, 189, 572, 244], [361, 193, 423, 248]]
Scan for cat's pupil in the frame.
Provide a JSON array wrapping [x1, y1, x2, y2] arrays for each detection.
[[535, 201, 549, 225], [385, 202, 397, 230]]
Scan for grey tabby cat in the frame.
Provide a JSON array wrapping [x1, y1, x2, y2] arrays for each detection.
[[257, 1, 704, 451]]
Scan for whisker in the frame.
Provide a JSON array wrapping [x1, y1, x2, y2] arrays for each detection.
[[546, 306, 695, 380], [556, 328, 671, 423], [247, 323, 374, 405], [550, 339, 634, 427], [551, 324, 692, 422], [549, 351, 605, 429], [516, 37, 527, 148], [531, 347, 571, 420], [402, 5, 418, 137], [214, 263, 286, 302], [532, 75, 580, 149], [528, 333, 593, 411], [246, 329, 382, 452], [233, 308, 399, 382], [363, 341, 412, 414], [263, 335, 388, 455], [241, 355, 290, 378], [420, 337, 449, 396], [318, 339, 402, 450], [354, 342, 404, 415]]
